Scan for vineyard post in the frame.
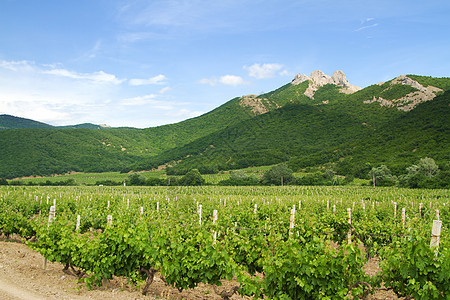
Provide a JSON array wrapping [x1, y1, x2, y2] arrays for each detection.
[[436, 209, 439, 221], [212, 209, 218, 244], [46, 196, 49, 205], [430, 220, 442, 257], [157, 202, 159, 213], [43, 206, 56, 269], [419, 203, 423, 217], [199, 204, 202, 225], [254, 204, 257, 215], [327, 200, 329, 210], [127, 199, 129, 209], [289, 206, 295, 237], [107, 200, 110, 208], [372, 202, 375, 209], [402, 208, 406, 228], [53, 198, 56, 208], [394, 202, 397, 218], [76, 215, 81, 230], [347, 208, 351, 244], [140, 207, 143, 215], [333, 204, 336, 214], [107, 215, 113, 227]]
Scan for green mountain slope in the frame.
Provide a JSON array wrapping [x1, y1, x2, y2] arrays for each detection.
[[0, 72, 448, 179], [335, 91, 450, 177], [0, 114, 54, 130], [145, 75, 450, 176]]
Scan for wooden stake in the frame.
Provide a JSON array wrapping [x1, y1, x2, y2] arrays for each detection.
[[76, 215, 81, 230], [43, 206, 56, 269], [430, 220, 442, 257], [212, 210, 218, 244], [347, 208, 351, 244], [402, 208, 406, 228], [289, 206, 295, 237]]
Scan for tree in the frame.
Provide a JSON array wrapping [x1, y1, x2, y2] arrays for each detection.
[[230, 170, 247, 181], [0, 178, 8, 185], [262, 164, 296, 186], [128, 173, 146, 185], [368, 165, 396, 187], [179, 169, 205, 186], [399, 157, 441, 188], [416, 157, 439, 178]]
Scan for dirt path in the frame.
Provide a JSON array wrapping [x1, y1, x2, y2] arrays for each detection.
[[0, 276, 47, 300], [0, 240, 244, 300], [0, 240, 400, 299]]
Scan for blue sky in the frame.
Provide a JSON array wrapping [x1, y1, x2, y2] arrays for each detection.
[[1, 0, 449, 128]]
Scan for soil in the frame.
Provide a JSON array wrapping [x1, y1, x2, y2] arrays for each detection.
[[0, 240, 403, 300]]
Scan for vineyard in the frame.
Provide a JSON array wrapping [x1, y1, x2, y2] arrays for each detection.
[[0, 185, 449, 299]]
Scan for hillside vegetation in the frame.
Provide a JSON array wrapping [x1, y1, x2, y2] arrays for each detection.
[[0, 73, 449, 180]]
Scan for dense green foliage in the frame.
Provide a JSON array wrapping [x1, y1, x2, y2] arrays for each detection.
[[0, 114, 54, 130], [1, 75, 449, 186], [0, 185, 448, 298]]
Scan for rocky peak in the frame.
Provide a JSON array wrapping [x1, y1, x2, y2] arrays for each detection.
[[291, 70, 361, 98], [331, 70, 350, 87], [291, 73, 310, 85], [310, 70, 334, 86]]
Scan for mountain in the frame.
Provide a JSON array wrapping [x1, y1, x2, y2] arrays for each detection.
[[0, 71, 448, 179], [144, 72, 450, 176], [0, 114, 55, 130], [0, 115, 111, 130]]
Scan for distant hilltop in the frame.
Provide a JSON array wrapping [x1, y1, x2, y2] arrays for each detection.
[[292, 70, 362, 97]]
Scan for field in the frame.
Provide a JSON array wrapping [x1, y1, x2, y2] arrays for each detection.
[[0, 185, 449, 299]]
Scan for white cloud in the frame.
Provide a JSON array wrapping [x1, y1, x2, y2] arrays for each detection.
[[43, 69, 125, 85], [354, 23, 378, 32], [0, 60, 36, 72], [244, 63, 284, 79], [279, 70, 292, 76], [219, 75, 247, 86], [198, 75, 248, 86], [129, 74, 167, 86], [119, 94, 158, 106], [198, 77, 218, 86], [159, 86, 171, 94]]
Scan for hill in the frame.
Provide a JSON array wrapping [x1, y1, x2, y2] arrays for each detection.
[[0, 72, 449, 179], [0, 114, 54, 130], [144, 73, 450, 176]]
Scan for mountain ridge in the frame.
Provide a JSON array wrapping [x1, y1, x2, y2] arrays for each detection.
[[0, 72, 449, 179]]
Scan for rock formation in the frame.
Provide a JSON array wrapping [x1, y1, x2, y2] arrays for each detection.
[[364, 75, 443, 111], [291, 70, 361, 98]]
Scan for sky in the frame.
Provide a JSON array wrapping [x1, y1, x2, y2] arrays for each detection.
[[1, 0, 449, 128]]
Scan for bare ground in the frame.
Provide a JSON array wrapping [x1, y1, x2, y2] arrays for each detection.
[[0, 240, 401, 300]]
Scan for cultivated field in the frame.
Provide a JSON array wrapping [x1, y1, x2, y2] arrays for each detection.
[[0, 185, 448, 299]]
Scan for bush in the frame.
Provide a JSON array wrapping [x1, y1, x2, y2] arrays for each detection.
[[218, 170, 260, 186], [128, 173, 146, 185], [179, 169, 205, 186], [0, 178, 8, 185], [262, 164, 296, 186]]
